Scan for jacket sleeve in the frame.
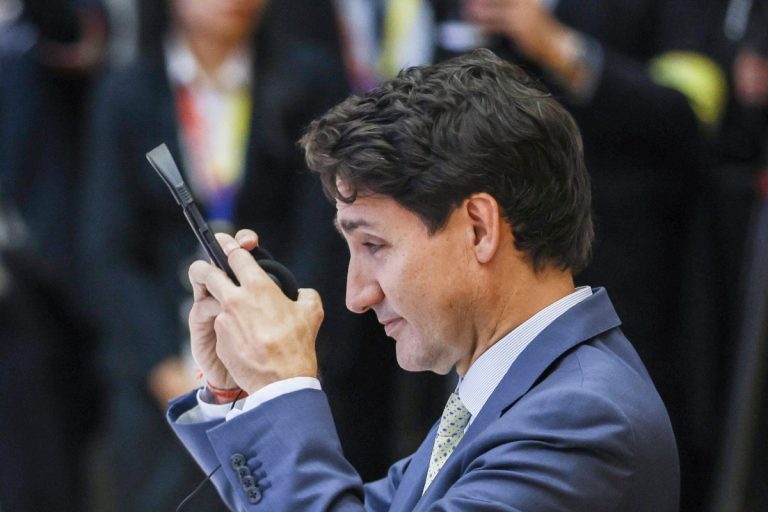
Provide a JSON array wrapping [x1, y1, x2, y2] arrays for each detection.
[[169, 388, 408, 512]]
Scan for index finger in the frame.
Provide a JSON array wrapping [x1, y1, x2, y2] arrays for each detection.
[[214, 232, 241, 256], [200, 259, 241, 303], [235, 229, 259, 251], [227, 247, 279, 295]]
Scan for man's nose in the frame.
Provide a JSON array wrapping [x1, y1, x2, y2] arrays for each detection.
[[345, 262, 384, 314]]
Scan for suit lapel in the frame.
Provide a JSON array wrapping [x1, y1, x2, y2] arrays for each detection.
[[156, 77, 183, 173], [462, 288, 621, 445], [388, 421, 439, 511], [134, 59, 188, 204], [234, 56, 284, 224], [237, 66, 262, 208]]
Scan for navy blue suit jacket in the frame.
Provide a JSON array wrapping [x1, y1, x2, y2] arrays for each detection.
[[168, 288, 679, 511]]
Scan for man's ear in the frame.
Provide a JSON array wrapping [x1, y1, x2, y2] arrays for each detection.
[[465, 193, 501, 264]]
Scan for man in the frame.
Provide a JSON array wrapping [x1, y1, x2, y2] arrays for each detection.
[[168, 49, 679, 511]]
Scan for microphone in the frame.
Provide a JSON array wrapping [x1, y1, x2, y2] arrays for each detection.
[[146, 143, 298, 300]]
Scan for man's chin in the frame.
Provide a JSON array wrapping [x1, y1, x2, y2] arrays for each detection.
[[394, 346, 452, 375], [394, 344, 426, 372]]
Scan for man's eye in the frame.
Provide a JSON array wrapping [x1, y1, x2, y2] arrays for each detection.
[[363, 242, 382, 253]]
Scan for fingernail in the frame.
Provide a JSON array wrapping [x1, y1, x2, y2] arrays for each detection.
[[237, 235, 256, 245]]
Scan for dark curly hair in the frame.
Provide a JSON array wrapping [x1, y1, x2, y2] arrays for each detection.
[[300, 48, 593, 274]]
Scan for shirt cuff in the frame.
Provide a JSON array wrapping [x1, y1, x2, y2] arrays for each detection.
[[174, 387, 247, 424], [190, 377, 322, 422], [566, 33, 604, 103]]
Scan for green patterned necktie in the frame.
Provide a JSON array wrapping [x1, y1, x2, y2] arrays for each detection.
[[423, 392, 472, 492]]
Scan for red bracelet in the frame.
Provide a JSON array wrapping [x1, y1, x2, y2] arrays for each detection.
[[206, 382, 247, 405]]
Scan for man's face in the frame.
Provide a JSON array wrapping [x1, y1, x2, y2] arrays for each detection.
[[172, 0, 268, 45], [336, 192, 478, 375]]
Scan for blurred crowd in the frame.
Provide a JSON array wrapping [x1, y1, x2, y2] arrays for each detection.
[[0, 1, 766, 511]]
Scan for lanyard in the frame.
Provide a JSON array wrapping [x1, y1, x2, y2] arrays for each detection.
[[175, 84, 252, 223]]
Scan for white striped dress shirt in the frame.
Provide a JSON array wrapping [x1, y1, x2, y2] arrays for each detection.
[[459, 286, 592, 426]]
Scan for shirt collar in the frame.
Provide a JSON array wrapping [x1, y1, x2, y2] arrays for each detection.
[[164, 33, 253, 91], [459, 286, 592, 419]]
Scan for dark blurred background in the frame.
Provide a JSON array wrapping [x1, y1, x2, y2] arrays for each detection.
[[0, 1, 766, 511]]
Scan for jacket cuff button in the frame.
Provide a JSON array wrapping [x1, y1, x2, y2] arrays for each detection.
[[246, 487, 262, 504], [230, 453, 246, 468]]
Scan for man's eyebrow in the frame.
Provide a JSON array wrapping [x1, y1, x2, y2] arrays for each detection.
[[333, 216, 374, 235]]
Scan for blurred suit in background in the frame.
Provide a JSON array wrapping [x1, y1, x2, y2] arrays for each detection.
[[0, 0, 106, 510], [78, 1, 354, 509]]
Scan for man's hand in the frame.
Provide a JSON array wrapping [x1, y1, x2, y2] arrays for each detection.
[[39, 10, 108, 74], [189, 236, 236, 390], [465, 0, 589, 90], [734, 49, 768, 107], [188, 230, 324, 394], [466, 0, 565, 60]]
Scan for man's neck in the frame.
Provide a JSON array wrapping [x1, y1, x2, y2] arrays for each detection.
[[457, 264, 575, 377], [181, 33, 244, 77]]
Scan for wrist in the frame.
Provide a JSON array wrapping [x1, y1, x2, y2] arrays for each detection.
[[201, 367, 238, 392], [240, 367, 319, 396], [547, 29, 600, 94], [205, 381, 248, 405]]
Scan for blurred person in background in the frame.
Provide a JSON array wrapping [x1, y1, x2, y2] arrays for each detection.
[[710, 1, 768, 509], [334, 0, 436, 91], [0, 198, 96, 512], [733, 0, 768, 108], [78, 1, 350, 510], [1, 0, 106, 291], [675, 1, 768, 510], [0, 0, 107, 510]]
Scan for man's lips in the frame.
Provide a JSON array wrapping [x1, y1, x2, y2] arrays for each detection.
[[380, 318, 404, 337]]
